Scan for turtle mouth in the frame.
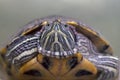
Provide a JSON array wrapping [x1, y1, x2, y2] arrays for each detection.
[[38, 20, 78, 58]]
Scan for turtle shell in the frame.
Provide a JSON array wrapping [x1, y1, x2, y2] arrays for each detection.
[[0, 15, 115, 80], [17, 15, 113, 56]]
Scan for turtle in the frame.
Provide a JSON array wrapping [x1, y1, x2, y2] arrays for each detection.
[[0, 15, 119, 80]]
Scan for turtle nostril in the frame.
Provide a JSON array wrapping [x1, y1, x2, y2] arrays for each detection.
[[75, 70, 93, 77], [24, 69, 41, 76]]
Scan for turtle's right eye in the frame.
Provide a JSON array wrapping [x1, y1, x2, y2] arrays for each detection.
[[47, 23, 50, 26]]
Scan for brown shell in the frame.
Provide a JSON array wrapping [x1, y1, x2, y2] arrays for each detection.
[[0, 15, 114, 80], [18, 15, 113, 55]]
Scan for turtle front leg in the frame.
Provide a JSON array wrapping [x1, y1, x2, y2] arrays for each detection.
[[88, 55, 119, 80]]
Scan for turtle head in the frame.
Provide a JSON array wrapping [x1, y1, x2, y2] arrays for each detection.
[[38, 20, 77, 58]]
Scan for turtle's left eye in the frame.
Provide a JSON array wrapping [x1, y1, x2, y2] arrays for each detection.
[[64, 24, 68, 27]]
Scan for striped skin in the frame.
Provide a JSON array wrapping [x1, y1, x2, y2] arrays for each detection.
[[6, 35, 39, 67], [0, 16, 119, 80], [88, 55, 119, 80]]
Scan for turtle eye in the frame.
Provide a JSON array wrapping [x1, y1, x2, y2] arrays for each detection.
[[24, 69, 41, 76], [64, 24, 68, 27], [75, 70, 93, 77], [47, 23, 50, 26]]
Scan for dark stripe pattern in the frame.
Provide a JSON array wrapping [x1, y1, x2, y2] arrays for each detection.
[[6, 35, 38, 66], [88, 55, 119, 80]]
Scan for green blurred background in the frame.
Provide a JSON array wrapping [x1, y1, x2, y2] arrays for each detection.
[[0, 0, 120, 56]]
